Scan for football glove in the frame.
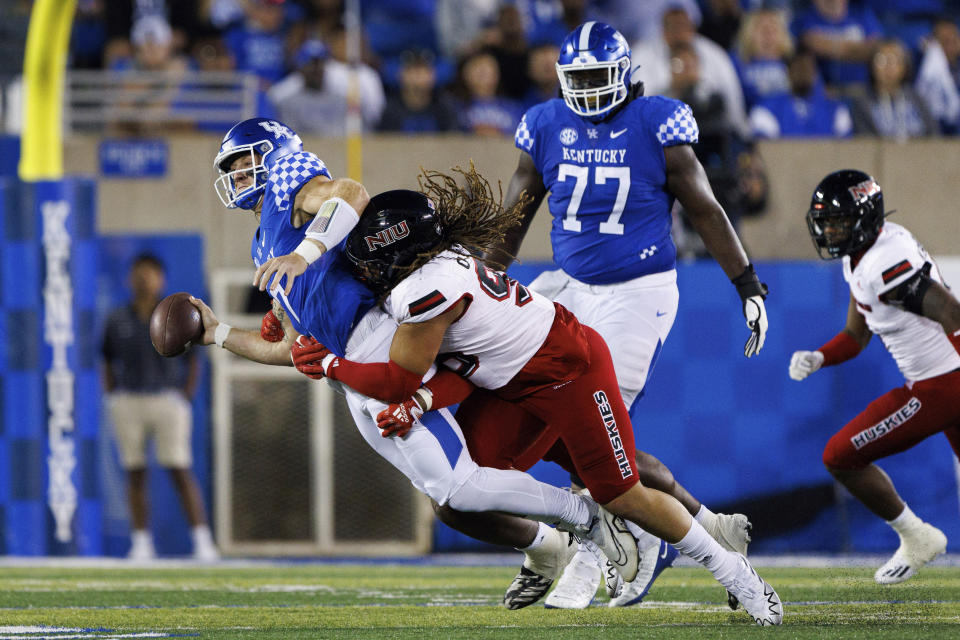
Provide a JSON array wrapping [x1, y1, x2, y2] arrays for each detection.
[[789, 350, 824, 381], [291, 335, 337, 379], [376, 398, 424, 439], [260, 310, 284, 342], [732, 264, 769, 358]]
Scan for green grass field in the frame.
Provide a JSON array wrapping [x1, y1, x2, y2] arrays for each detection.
[[1, 562, 958, 639]]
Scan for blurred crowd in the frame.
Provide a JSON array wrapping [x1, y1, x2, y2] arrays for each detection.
[[1, 0, 955, 141]]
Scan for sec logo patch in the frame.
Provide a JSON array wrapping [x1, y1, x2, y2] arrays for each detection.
[[559, 128, 578, 145]]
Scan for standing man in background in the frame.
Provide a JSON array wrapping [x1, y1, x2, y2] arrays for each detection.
[[496, 21, 769, 608], [102, 253, 218, 561]]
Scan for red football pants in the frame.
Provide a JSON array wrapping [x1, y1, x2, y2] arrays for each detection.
[[822, 369, 960, 470], [456, 305, 640, 504]]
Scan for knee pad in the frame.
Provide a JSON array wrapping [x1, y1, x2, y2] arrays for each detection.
[[822, 432, 866, 471]]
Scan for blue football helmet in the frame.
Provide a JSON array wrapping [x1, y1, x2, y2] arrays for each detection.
[[556, 21, 631, 118], [213, 117, 304, 210]]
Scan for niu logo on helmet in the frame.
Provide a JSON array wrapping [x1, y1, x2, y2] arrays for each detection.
[[848, 179, 880, 200], [365, 221, 410, 252]]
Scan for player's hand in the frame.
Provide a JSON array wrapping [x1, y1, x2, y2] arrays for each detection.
[[789, 350, 824, 381], [253, 253, 308, 296], [260, 310, 284, 342], [743, 295, 768, 357], [376, 398, 424, 438], [291, 335, 337, 379], [188, 296, 219, 346]]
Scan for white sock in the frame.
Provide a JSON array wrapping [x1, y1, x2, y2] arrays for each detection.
[[131, 529, 153, 547], [695, 504, 718, 535], [672, 519, 740, 587], [888, 504, 922, 535], [191, 525, 215, 548], [521, 521, 552, 551]]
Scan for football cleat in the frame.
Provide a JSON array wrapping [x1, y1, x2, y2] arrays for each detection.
[[704, 512, 752, 610], [503, 529, 577, 609], [725, 554, 783, 626], [874, 522, 947, 585], [609, 539, 678, 607], [543, 542, 602, 609], [573, 496, 639, 582]]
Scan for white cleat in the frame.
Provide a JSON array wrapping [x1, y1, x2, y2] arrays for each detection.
[[503, 529, 577, 609], [574, 496, 639, 582], [875, 522, 947, 585], [725, 554, 783, 626], [543, 542, 602, 609], [193, 543, 220, 562], [127, 540, 156, 561], [705, 512, 752, 610]]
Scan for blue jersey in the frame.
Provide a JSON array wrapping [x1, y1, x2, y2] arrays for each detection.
[[515, 96, 698, 285], [250, 151, 376, 357]]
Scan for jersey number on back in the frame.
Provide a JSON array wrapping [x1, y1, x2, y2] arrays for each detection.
[[557, 163, 630, 235], [458, 257, 533, 307]]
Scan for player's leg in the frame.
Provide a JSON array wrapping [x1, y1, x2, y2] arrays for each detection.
[[154, 390, 218, 560], [109, 392, 155, 560], [823, 373, 960, 583], [522, 326, 782, 625]]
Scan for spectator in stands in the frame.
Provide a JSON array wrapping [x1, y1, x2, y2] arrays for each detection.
[[222, 0, 303, 87], [634, 5, 750, 138], [378, 49, 460, 133], [435, 0, 499, 61], [455, 49, 521, 137], [916, 18, 960, 135], [852, 39, 938, 140], [698, 0, 743, 51], [792, 0, 883, 94], [268, 39, 385, 135], [119, 15, 189, 73], [102, 254, 218, 562], [72, 0, 108, 69], [303, 0, 379, 67], [733, 8, 794, 110], [104, 0, 198, 69], [523, 0, 591, 50], [750, 48, 853, 139], [520, 42, 560, 110], [481, 4, 531, 101], [592, 0, 701, 45]]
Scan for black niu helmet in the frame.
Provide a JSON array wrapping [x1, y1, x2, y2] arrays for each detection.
[[344, 189, 444, 294], [806, 169, 885, 259]]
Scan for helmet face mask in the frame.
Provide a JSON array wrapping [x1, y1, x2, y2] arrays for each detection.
[[807, 170, 885, 259], [213, 118, 303, 210], [344, 190, 444, 294], [556, 22, 631, 118]]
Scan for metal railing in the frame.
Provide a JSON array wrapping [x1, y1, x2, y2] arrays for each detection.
[[65, 70, 259, 132]]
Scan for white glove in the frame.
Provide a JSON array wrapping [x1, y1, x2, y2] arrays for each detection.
[[743, 295, 768, 357], [789, 350, 824, 381]]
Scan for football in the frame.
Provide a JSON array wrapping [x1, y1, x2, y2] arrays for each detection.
[[150, 292, 204, 357]]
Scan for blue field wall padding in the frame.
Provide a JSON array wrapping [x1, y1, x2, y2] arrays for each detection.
[[0, 173, 210, 556], [432, 260, 960, 553]]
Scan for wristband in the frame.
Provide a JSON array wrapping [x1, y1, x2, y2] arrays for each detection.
[[214, 323, 232, 348], [293, 239, 324, 265], [731, 263, 769, 301], [320, 352, 338, 376], [305, 197, 360, 249], [413, 387, 434, 412]]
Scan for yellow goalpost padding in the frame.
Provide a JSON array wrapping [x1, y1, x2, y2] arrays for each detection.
[[18, 0, 77, 181]]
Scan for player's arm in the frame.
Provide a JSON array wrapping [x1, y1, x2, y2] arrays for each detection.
[[881, 264, 960, 351], [253, 177, 371, 294], [789, 294, 871, 380], [483, 151, 547, 269], [665, 144, 769, 357], [188, 296, 295, 366], [290, 300, 469, 402]]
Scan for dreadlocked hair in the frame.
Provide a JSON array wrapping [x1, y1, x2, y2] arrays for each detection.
[[390, 162, 532, 287]]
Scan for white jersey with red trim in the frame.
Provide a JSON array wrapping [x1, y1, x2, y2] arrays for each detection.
[[842, 221, 960, 381], [385, 249, 556, 389]]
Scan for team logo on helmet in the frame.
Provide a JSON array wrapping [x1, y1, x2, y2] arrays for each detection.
[[559, 128, 578, 145], [258, 120, 295, 140], [848, 179, 880, 201], [364, 221, 411, 252]]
